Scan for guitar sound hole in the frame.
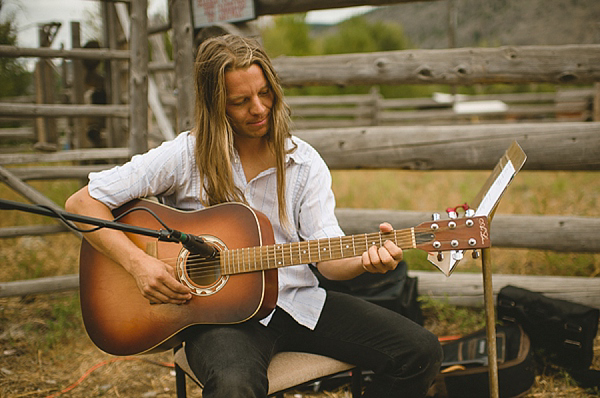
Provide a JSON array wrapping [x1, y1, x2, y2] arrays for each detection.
[[186, 256, 220, 286], [176, 238, 228, 296]]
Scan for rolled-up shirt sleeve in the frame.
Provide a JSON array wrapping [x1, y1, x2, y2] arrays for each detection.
[[88, 132, 196, 209]]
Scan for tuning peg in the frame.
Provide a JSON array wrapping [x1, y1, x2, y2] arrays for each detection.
[[432, 212, 441, 221], [437, 252, 444, 261], [472, 250, 480, 259]]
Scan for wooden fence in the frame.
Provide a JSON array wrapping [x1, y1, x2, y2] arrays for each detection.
[[0, 0, 599, 308], [288, 87, 596, 129]]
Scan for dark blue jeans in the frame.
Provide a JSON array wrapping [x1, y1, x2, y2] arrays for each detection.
[[185, 291, 443, 397]]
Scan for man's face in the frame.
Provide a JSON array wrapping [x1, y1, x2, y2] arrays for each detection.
[[225, 64, 274, 139]]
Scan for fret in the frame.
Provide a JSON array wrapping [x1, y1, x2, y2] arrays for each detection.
[[303, 242, 309, 263], [307, 241, 312, 263], [317, 239, 321, 261], [339, 236, 344, 258], [379, 232, 383, 247], [393, 230, 398, 246], [326, 238, 331, 260], [364, 233, 369, 252], [241, 248, 246, 272], [411, 227, 416, 249], [297, 241, 302, 264], [225, 249, 231, 274], [352, 235, 356, 256], [289, 243, 293, 266], [257, 245, 262, 270], [279, 244, 284, 268], [253, 246, 258, 270], [265, 244, 270, 270], [223, 249, 229, 274]]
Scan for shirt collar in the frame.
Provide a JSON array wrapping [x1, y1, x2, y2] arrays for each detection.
[[285, 136, 309, 165]]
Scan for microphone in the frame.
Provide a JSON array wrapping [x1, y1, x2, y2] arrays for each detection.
[[169, 230, 216, 258]]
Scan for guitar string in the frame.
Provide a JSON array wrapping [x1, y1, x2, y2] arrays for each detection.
[[155, 229, 416, 266], [165, 226, 480, 280], [165, 236, 478, 280], [153, 231, 416, 280], [158, 227, 475, 280]]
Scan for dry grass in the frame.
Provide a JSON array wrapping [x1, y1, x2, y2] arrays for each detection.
[[1, 169, 599, 397]]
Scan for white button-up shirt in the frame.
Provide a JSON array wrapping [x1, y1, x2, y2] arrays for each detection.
[[88, 131, 344, 329]]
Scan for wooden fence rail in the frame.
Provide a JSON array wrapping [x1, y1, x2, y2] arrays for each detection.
[[2, 271, 598, 309], [295, 122, 600, 171], [273, 45, 600, 86], [288, 88, 594, 129]]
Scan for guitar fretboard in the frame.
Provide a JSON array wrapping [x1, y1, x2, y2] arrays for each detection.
[[220, 228, 420, 275]]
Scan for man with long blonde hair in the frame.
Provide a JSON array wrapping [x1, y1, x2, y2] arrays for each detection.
[[66, 34, 442, 397]]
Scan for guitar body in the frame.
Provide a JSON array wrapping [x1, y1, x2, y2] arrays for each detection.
[[79, 199, 278, 356]]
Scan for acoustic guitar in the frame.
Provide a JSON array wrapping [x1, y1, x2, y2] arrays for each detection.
[[79, 199, 490, 356]]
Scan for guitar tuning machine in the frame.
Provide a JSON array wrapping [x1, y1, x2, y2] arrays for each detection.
[[472, 250, 480, 259]]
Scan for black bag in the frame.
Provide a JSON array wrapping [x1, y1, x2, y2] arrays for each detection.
[[428, 323, 534, 398], [312, 261, 424, 325], [497, 285, 599, 371]]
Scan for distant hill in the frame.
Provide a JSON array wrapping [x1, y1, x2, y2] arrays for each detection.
[[341, 0, 600, 49]]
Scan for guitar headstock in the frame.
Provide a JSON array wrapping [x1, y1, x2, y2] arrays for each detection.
[[414, 216, 490, 252]]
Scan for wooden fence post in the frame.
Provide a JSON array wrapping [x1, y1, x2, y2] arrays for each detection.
[[594, 82, 600, 122], [169, 0, 195, 133], [34, 24, 60, 151], [129, 0, 149, 155], [71, 22, 86, 149]]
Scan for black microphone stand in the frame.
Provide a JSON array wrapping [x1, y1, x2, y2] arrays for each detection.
[[0, 198, 216, 257]]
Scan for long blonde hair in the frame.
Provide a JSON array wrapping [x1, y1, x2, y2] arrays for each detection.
[[192, 34, 294, 224]]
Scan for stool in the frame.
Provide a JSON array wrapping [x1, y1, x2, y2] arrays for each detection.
[[173, 344, 362, 397]]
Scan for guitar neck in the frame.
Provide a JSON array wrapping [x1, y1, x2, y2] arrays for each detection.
[[220, 228, 420, 275]]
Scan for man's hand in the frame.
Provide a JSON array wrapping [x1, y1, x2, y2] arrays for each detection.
[[361, 222, 403, 274], [129, 253, 193, 305]]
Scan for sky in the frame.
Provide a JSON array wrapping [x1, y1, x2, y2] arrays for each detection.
[[2, 0, 374, 50]]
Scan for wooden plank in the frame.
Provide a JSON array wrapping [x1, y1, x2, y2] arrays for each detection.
[[1, 271, 597, 309], [0, 224, 69, 238], [0, 45, 130, 60], [170, 0, 195, 132], [273, 45, 600, 86], [411, 271, 600, 309], [0, 128, 34, 140], [116, 4, 175, 142], [295, 121, 600, 171], [335, 209, 600, 253], [0, 103, 129, 118], [6, 164, 119, 180], [0, 148, 129, 165], [0, 274, 79, 297], [0, 165, 82, 238]]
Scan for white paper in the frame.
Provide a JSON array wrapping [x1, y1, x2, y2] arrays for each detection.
[[475, 160, 516, 217]]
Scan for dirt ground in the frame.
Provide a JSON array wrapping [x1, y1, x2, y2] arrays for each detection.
[[1, 290, 598, 398]]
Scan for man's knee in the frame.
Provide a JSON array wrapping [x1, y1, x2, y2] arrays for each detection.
[[202, 367, 268, 398]]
